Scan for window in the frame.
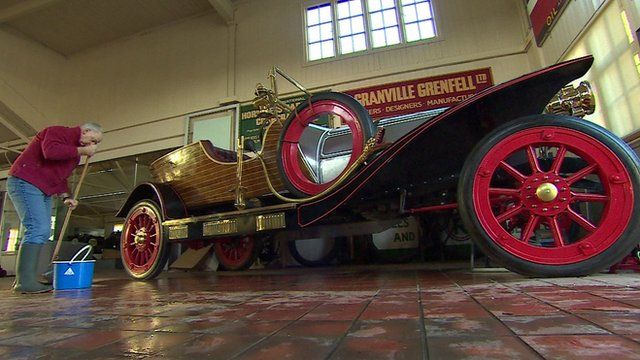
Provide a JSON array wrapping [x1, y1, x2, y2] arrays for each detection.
[[368, 0, 401, 48], [337, 0, 366, 54], [305, 0, 437, 61], [401, 0, 436, 42], [306, 4, 336, 61]]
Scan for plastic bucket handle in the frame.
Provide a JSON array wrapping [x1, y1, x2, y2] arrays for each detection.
[[69, 245, 93, 263]]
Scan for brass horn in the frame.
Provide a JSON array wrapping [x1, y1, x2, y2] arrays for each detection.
[[545, 81, 596, 118]]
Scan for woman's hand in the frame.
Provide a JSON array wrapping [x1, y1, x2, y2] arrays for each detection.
[[64, 198, 78, 210], [78, 144, 98, 157]]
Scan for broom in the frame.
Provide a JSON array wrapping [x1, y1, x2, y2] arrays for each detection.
[[40, 158, 90, 283]]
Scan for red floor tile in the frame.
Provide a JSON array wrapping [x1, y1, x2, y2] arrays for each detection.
[[359, 301, 421, 320], [276, 320, 352, 338], [482, 300, 563, 317], [1, 346, 88, 360], [235, 335, 338, 360], [157, 334, 266, 359], [500, 314, 610, 335], [579, 312, 640, 335], [50, 330, 141, 351], [423, 301, 492, 318], [427, 336, 540, 359], [0, 264, 638, 359], [330, 337, 423, 359], [0, 327, 42, 342], [205, 320, 291, 336], [113, 316, 180, 331], [155, 319, 291, 336], [301, 303, 367, 321], [0, 346, 17, 357], [558, 299, 640, 313], [247, 307, 313, 321], [349, 319, 423, 339], [425, 316, 514, 337], [101, 332, 197, 355], [521, 334, 640, 359], [0, 328, 81, 346], [199, 306, 259, 320]]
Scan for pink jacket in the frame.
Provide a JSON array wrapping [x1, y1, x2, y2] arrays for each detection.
[[9, 126, 81, 196]]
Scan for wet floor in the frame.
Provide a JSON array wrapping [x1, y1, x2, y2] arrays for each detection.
[[0, 264, 639, 359]]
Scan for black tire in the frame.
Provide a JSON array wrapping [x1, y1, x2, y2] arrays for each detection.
[[458, 114, 640, 277], [120, 200, 169, 280], [277, 92, 376, 197], [288, 237, 343, 267]]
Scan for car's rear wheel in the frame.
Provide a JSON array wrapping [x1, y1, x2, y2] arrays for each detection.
[[288, 237, 342, 267], [214, 236, 261, 270]]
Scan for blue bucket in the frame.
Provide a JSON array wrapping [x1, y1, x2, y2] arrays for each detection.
[[53, 245, 95, 290]]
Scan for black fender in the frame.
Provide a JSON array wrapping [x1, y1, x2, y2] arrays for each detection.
[[298, 55, 595, 227], [116, 182, 187, 220]]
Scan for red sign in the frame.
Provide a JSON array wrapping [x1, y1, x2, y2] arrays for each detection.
[[528, 0, 569, 47], [344, 68, 493, 120]]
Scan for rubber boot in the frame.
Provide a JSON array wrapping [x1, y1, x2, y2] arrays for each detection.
[[13, 243, 53, 293], [39, 268, 53, 285]]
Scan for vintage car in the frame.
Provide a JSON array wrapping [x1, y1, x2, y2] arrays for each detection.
[[116, 55, 640, 280]]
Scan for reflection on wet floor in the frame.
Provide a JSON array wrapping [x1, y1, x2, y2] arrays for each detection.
[[0, 265, 639, 359]]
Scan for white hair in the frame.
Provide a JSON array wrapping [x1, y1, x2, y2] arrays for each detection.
[[81, 123, 103, 133]]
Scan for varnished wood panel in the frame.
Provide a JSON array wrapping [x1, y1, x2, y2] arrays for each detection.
[[149, 120, 284, 209]]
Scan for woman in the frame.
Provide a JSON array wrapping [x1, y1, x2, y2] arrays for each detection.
[[7, 123, 102, 293]]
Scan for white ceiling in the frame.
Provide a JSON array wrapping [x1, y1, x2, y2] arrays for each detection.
[[0, 0, 235, 56], [0, 0, 234, 166]]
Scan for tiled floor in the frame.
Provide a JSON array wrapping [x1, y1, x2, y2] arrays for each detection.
[[0, 264, 639, 359]]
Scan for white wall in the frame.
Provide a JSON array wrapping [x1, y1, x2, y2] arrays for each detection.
[[529, 0, 608, 65], [0, 0, 532, 163], [527, 0, 640, 137], [0, 26, 68, 131], [234, 0, 530, 96]]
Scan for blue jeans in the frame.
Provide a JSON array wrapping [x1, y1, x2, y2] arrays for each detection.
[[6, 176, 52, 245]]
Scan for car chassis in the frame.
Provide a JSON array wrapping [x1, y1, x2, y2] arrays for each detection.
[[116, 55, 640, 279]]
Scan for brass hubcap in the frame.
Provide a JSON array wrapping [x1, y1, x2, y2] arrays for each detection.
[[535, 182, 559, 202], [134, 228, 147, 247]]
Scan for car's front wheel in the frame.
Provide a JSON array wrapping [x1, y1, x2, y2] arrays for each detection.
[[121, 200, 169, 280], [458, 114, 640, 277]]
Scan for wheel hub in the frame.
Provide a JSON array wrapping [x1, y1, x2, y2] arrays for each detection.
[[133, 228, 147, 249], [521, 173, 571, 216], [536, 182, 558, 202]]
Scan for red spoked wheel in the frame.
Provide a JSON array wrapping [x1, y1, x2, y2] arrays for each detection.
[[458, 115, 640, 277], [277, 92, 376, 197], [121, 200, 168, 280], [214, 236, 261, 271]]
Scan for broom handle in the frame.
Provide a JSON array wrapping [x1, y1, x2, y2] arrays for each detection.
[[51, 157, 90, 262]]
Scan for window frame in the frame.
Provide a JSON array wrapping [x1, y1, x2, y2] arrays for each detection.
[[303, 0, 440, 63], [400, 0, 437, 43], [305, 2, 338, 61], [365, 0, 403, 49], [335, 0, 370, 55]]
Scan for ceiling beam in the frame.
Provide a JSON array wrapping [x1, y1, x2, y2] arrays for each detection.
[[0, 145, 21, 154], [0, 113, 30, 143], [69, 213, 97, 220], [76, 203, 102, 216], [0, 0, 62, 23], [79, 180, 114, 191], [113, 161, 133, 190], [208, 0, 234, 24]]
